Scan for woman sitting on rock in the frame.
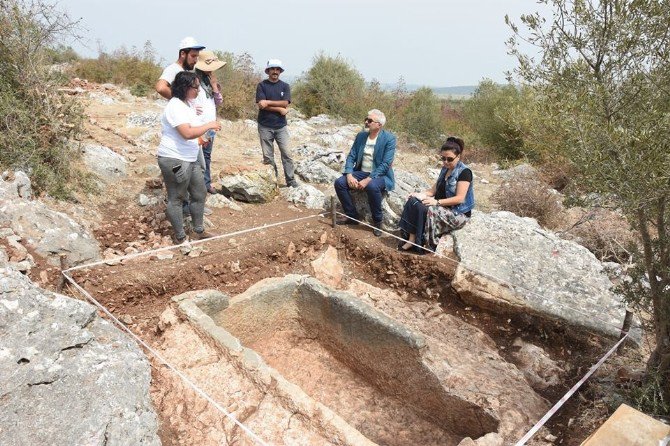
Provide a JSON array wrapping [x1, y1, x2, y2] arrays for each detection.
[[398, 137, 475, 253], [156, 71, 221, 244]]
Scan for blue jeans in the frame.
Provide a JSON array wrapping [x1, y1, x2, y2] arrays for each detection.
[[334, 171, 386, 223], [201, 130, 216, 189]]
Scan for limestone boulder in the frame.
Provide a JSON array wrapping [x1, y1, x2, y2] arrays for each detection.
[[0, 267, 159, 446], [219, 168, 277, 203], [207, 194, 243, 211], [0, 198, 100, 268], [295, 159, 341, 184], [447, 211, 638, 341], [81, 143, 128, 182], [510, 338, 565, 390], [280, 183, 326, 209], [0, 170, 32, 200]]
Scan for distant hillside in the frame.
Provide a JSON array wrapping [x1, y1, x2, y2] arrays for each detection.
[[380, 82, 477, 98]]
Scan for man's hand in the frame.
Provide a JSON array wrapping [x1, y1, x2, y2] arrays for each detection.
[[346, 174, 359, 189], [278, 107, 289, 116], [357, 177, 372, 189], [258, 99, 268, 109]]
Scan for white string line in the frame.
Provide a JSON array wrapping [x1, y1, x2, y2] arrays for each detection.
[[61, 271, 270, 446], [335, 211, 638, 333], [64, 213, 325, 274], [514, 332, 630, 445]]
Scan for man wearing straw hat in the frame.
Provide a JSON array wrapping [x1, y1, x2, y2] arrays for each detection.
[[255, 59, 297, 188]]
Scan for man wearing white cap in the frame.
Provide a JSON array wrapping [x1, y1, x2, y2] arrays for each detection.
[[155, 36, 205, 99], [255, 59, 297, 187]]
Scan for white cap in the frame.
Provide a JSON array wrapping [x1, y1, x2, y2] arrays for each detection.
[[265, 58, 284, 73], [179, 36, 205, 51]]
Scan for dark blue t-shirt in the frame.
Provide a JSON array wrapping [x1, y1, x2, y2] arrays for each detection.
[[256, 79, 291, 129]]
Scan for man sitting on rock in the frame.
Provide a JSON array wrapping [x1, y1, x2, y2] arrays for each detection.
[[334, 109, 396, 236]]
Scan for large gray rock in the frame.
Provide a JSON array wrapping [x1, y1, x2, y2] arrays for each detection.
[[0, 267, 160, 446], [1, 171, 32, 200], [280, 183, 326, 209], [445, 211, 637, 341], [295, 159, 341, 184], [0, 198, 101, 268], [219, 168, 277, 203], [81, 144, 128, 182]]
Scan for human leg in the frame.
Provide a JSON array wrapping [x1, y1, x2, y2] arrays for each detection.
[[158, 156, 191, 241], [398, 197, 428, 249], [258, 125, 278, 177], [334, 171, 369, 220], [187, 161, 207, 234], [363, 176, 387, 224], [425, 207, 470, 250], [202, 136, 214, 191], [274, 126, 296, 185]]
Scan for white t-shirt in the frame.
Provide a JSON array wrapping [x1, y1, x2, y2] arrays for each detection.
[[157, 98, 199, 161], [361, 136, 377, 173], [192, 85, 217, 125], [159, 63, 184, 84]]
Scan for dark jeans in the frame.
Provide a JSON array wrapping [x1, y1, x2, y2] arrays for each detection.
[[201, 131, 216, 189], [334, 171, 386, 223], [398, 197, 428, 246]]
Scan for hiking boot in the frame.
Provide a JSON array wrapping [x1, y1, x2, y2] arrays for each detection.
[[193, 230, 214, 240], [372, 221, 383, 237]]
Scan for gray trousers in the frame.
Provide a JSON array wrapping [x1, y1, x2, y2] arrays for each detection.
[[258, 124, 295, 184], [158, 156, 206, 240]]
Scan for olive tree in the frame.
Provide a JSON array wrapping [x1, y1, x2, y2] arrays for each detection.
[[507, 0, 670, 408]]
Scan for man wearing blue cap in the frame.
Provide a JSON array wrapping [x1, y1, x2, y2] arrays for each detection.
[[256, 59, 297, 187], [155, 36, 205, 99]]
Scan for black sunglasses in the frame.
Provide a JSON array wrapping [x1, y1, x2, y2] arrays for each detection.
[[364, 118, 377, 124], [440, 155, 457, 162]]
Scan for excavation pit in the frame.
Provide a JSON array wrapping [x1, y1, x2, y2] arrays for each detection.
[[172, 274, 548, 445]]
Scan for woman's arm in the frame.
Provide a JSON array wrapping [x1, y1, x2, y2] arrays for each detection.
[[175, 121, 221, 140], [423, 181, 470, 206]]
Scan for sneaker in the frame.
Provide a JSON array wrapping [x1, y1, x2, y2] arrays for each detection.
[[336, 216, 360, 226], [373, 221, 383, 237], [203, 207, 213, 216], [193, 230, 214, 240]]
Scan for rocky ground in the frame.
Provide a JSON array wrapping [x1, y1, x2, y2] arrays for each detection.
[[0, 80, 653, 445]]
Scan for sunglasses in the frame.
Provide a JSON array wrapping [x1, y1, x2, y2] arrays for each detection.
[[364, 118, 377, 124], [440, 155, 457, 162]]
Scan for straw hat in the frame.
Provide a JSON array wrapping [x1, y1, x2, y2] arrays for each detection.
[[194, 50, 226, 71]]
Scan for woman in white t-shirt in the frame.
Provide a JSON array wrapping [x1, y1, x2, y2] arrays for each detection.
[[157, 71, 221, 243]]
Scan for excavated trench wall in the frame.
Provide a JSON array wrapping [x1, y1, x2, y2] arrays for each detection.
[[177, 275, 499, 444]]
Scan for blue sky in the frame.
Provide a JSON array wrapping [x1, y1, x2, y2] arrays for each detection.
[[58, 0, 550, 87]]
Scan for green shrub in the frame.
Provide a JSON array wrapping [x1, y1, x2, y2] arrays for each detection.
[[463, 80, 525, 159], [73, 41, 161, 96], [0, 0, 86, 198], [216, 51, 262, 120], [293, 53, 367, 121], [397, 87, 444, 146]]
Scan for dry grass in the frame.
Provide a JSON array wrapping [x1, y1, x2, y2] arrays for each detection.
[[492, 178, 565, 229]]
